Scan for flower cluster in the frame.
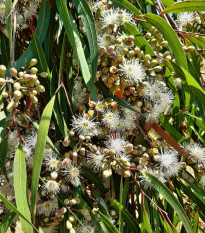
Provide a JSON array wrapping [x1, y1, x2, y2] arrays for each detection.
[[0, 59, 47, 113]]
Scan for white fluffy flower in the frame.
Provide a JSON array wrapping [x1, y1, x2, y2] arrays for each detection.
[[158, 149, 178, 171], [65, 165, 81, 187], [72, 113, 98, 136], [44, 180, 60, 194], [22, 145, 33, 160], [72, 79, 87, 108], [105, 135, 127, 157], [87, 152, 105, 172], [177, 12, 196, 28], [97, 33, 114, 48], [119, 58, 145, 83], [102, 110, 119, 130], [78, 222, 95, 233], [44, 155, 59, 170], [184, 143, 205, 166], [24, 131, 37, 148], [37, 198, 58, 216]]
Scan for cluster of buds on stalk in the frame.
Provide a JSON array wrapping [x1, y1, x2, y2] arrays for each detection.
[[0, 59, 47, 113]]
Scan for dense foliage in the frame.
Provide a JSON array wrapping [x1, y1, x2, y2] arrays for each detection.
[[0, 0, 205, 232]]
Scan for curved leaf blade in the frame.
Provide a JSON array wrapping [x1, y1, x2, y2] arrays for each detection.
[[72, 0, 98, 91], [110, 199, 140, 233], [14, 145, 33, 233], [0, 193, 38, 232], [144, 172, 192, 233], [31, 95, 55, 220], [162, 1, 205, 14], [97, 212, 119, 233]]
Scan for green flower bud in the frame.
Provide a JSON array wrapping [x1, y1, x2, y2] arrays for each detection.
[[0, 65, 6, 77], [29, 58, 37, 67], [36, 85, 45, 92], [10, 68, 17, 77], [6, 101, 15, 112], [30, 67, 38, 74], [30, 95, 38, 103], [66, 220, 73, 230], [2, 91, 8, 98], [13, 82, 21, 90], [40, 72, 48, 78], [68, 215, 75, 223], [14, 90, 23, 101], [0, 78, 6, 85]]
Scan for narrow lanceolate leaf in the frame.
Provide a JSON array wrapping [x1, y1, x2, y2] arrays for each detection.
[[5, 0, 12, 61], [144, 172, 193, 233], [0, 193, 39, 232], [0, 137, 8, 175], [75, 194, 105, 233], [72, 0, 98, 91], [165, 60, 205, 124], [81, 166, 107, 193], [14, 145, 33, 233], [31, 95, 55, 220], [144, 14, 187, 69], [162, 1, 205, 14], [56, 0, 97, 101], [0, 210, 16, 233], [97, 212, 119, 233], [110, 199, 140, 233]]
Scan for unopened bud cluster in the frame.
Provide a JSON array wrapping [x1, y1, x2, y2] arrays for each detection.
[[0, 59, 47, 112]]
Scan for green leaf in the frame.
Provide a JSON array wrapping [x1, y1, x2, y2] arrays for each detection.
[[162, 1, 205, 14], [165, 60, 205, 124], [97, 212, 119, 233], [0, 137, 8, 175], [160, 0, 174, 7], [75, 193, 105, 233], [0, 110, 6, 140], [144, 172, 192, 233], [111, 0, 150, 30], [193, 212, 199, 233], [72, 0, 98, 91], [12, 0, 50, 71], [23, 114, 61, 157], [0, 193, 39, 232], [121, 23, 155, 56], [5, 0, 12, 62], [56, 0, 97, 101], [0, 210, 16, 233], [14, 145, 33, 233], [81, 166, 107, 193], [31, 95, 55, 220], [144, 14, 187, 69], [110, 199, 140, 233], [160, 115, 186, 143], [142, 208, 153, 233]]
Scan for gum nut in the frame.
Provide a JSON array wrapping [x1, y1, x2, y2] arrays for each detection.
[[34, 79, 40, 85], [30, 74, 37, 81], [31, 90, 38, 95], [14, 82, 21, 90], [14, 90, 22, 100], [70, 229, 75, 233], [37, 85, 45, 92], [66, 221, 73, 230], [2, 91, 8, 98], [30, 95, 38, 104], [0, 78, 6, 85], [0, 65, 6, 76], [29, 58, 38, 67], [24, 74, 32, 81], [6, 101, 14, 112], [30, 67, 38, 74], [40, 72, 48, 78], [18, 71, 24, 77], [68, 215, 75, 222], [10, 68, 17, 76]]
